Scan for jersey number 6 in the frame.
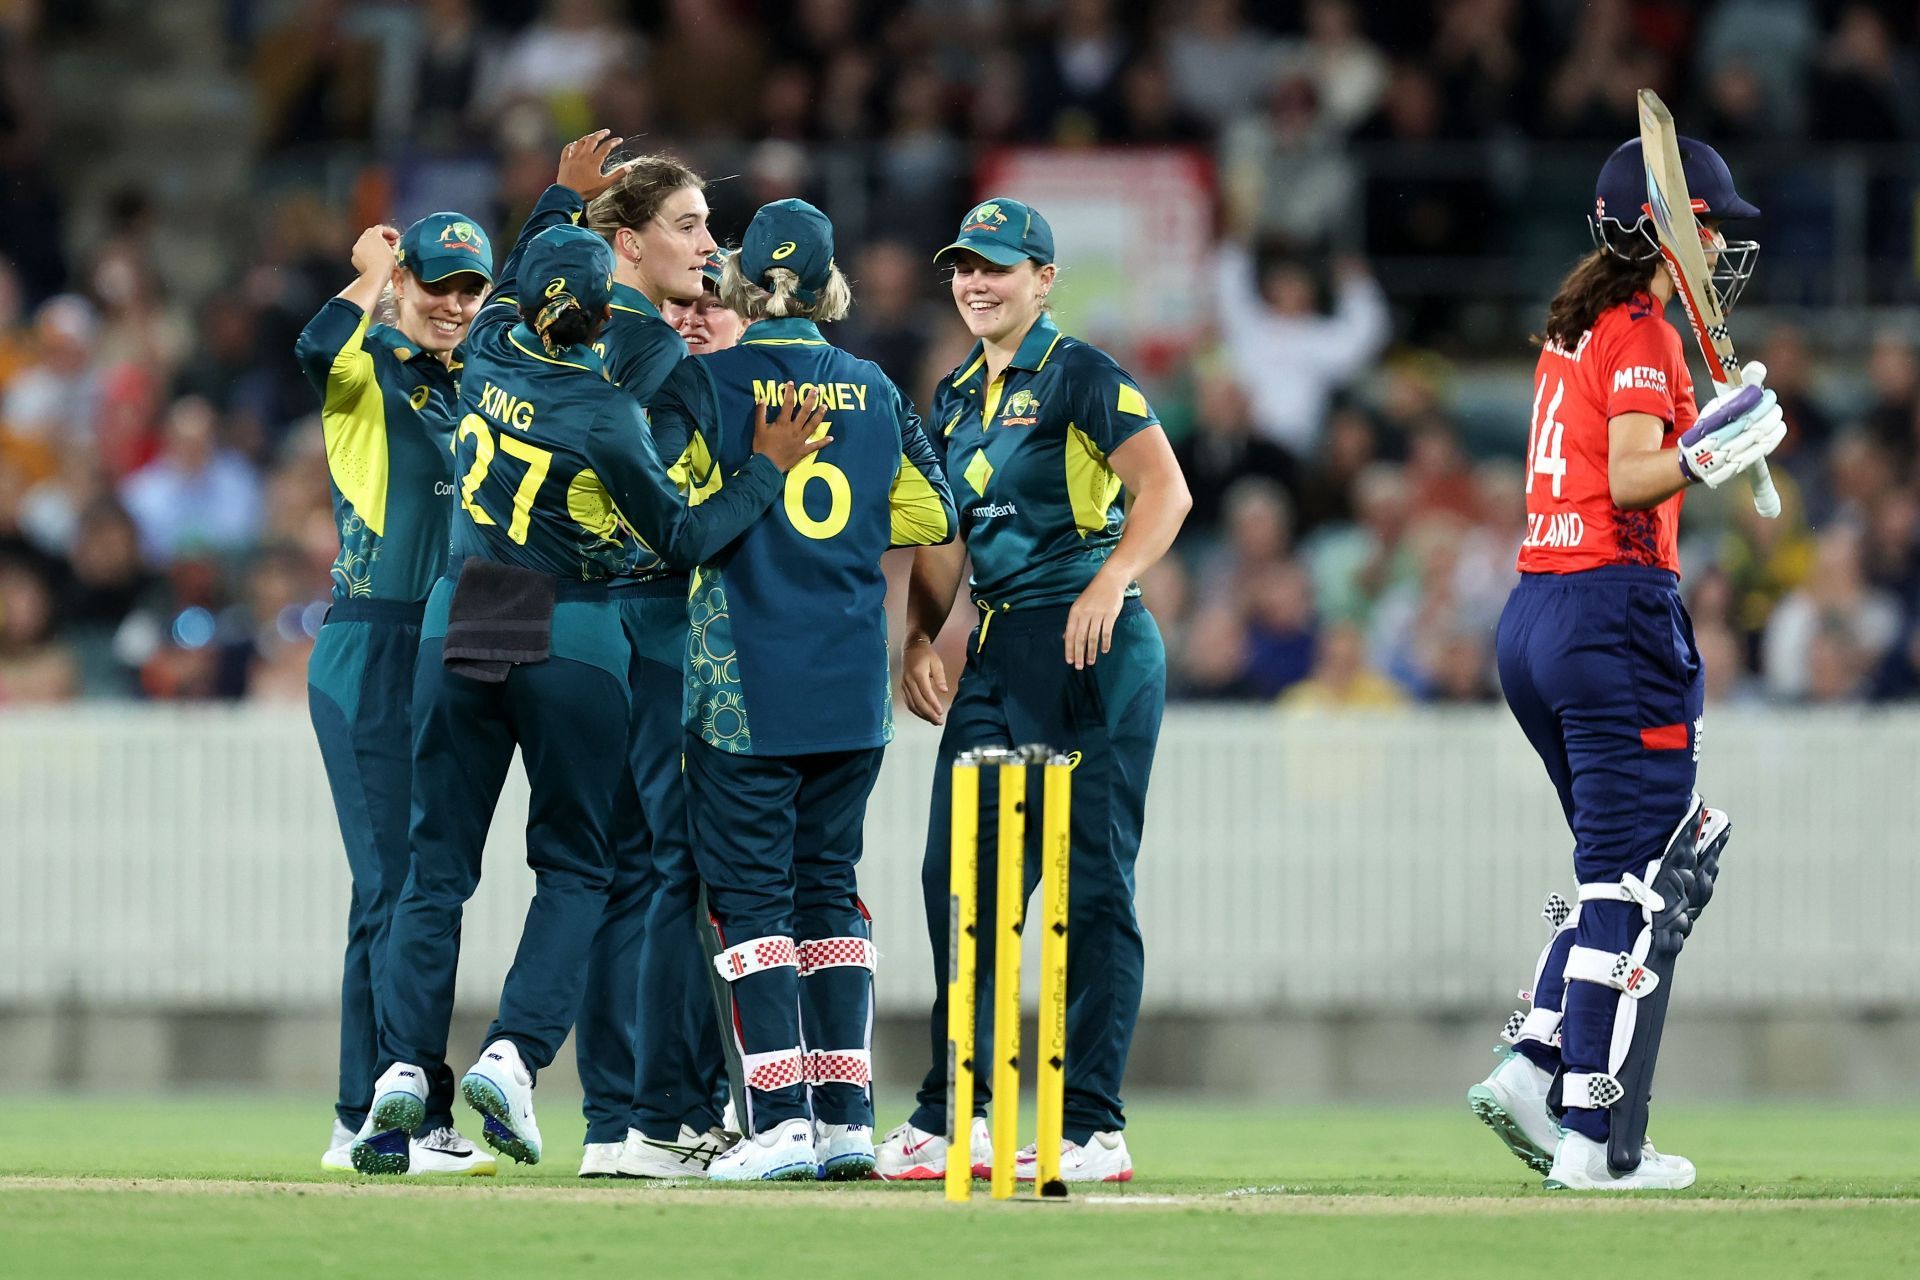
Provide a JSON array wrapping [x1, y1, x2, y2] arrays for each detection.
[[784, 420, 850, 540], [457, 413, 553, 545]]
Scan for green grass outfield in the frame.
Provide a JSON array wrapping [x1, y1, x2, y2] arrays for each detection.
[[1, 1097, 1915, 1279]]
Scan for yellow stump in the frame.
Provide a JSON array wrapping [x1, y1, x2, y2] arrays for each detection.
[[1035, 754, 1072, 1197], [989, 754, 1027, 1200], [945, 756, 980, 1203]]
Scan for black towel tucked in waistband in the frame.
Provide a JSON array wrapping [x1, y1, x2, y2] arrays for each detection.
[[442, 557, 557, 683]]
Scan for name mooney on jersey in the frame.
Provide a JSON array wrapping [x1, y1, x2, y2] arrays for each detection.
[[750, 379, 871, 412]]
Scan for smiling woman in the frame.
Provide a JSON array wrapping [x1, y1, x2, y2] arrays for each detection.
[[292, 205, 498, 1177]]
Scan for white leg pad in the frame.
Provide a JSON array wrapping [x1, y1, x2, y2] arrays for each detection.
[[714, 935, 797, 981], [797, 937, 876, 976], [804, 1048, 872, 1087], [740, 1047, 805, 1092]]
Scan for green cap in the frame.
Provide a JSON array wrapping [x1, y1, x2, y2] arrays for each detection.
[[518, 225, 615, 349], [700, 246, 733, 292], [934, 197, 1054, 268], [396, 212, 495, 283], [741, 199, 835, 303]]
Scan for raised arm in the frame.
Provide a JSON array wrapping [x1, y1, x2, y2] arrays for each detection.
[[293, 226, 399, 398], [480, 131, 624, 328]]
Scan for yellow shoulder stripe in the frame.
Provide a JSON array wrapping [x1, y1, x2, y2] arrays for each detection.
[[889, 450, 951, 547], [1063, 422, 1122, 539], [1117, 382, 1150, 418]]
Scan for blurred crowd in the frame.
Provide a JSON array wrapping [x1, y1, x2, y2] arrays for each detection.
[[3, 0, 1920, 707]]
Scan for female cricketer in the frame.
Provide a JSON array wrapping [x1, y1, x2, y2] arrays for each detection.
[[296, 209, 496, 1176], [569, 155, 743, 1180], [1470, 136, 1785, 1191], [681, 199, 956, 1182], [348, 135, 826, 1175], [662, 248, 749, 353], [880, 198, 1191, 1184]]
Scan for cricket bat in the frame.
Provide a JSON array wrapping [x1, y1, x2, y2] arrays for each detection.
[[1637, 88, 1781, 519]]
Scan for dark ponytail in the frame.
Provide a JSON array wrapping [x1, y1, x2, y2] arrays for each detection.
[[521, 297, 601, 355], [1536, 247, 1660, 349]]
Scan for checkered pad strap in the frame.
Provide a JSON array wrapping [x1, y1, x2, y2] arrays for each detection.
[[713, 935, 797, 982], [1565, 945, 1661, 1000], [1501, 1006, 1563, 1047], [804, 1048, 872, 1087], [1561, 1071, 1625, 1110], [797, 936, 876, 976], [740, 1047, 804, 1093]]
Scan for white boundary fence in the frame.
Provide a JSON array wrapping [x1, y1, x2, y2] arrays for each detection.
[[2, 707, 1916, 1014]]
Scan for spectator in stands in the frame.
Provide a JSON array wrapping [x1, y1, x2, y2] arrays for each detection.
[[1116, 52, 1210, 144], [407, 0, 497, 152], [252, 0, 376, 154], [0, 557, 77, 702], [1280, 0, 1387, 135], [2, 295, 101, 483], [1763, 525, 1900, 702], [1219, 73, 1356, 249], [1025, 0, 1133, 142], [119, 396, 263, 564], [1241, 560, 1317, 697], [1165, 0, 1279, 127], [1278, 620, 1403, 711], [1861, 335, 1918, 478], [1213, 242, 1388, 454], [1172, 369, 1300, 538], [1810, 4, 1918, 142], [479, 0, 641, 137], [1306, 461, 1415, 625], [837, 240, 938, 395], [1757, 323, 1836, 470]]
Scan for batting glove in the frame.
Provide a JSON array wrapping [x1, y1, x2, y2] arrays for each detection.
[[1679, 361, 1786, 489]]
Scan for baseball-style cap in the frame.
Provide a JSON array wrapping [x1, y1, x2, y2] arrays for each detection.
[[518, 224, 616, 319], [934, 198, 1055, 268], [700, 246, 733, 293], [741, 200, 835, 303], [1593, 136, 1761, 232], [396, 212, 495, 283]]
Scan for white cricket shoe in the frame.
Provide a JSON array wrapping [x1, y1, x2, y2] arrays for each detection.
[[1543, 1131, 1696, 1191], [815, 1122, 875, 1181], [618, 1125, 735, 1179], [351, 1062, 429, 1175], [1468, 1048, 1563, 1174], [321, 1119, 355, 1172], [410, 1126, 496, 1176], [579, 1141, 623, 1178], [461, 1040, 542, 1166], [1015, 1130, 1134, 1183], [871, 1117, 992, 1181], [706, 1117, 818, 1182]]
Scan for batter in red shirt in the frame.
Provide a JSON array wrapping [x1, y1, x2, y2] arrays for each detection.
[[1470, 134, 1787, 1193]]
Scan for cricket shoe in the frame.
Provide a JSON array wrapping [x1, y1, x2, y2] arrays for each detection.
[[579, 1140, 623, 1178], [1543, 1132, 1696, 1191], [461, 1040, 543, 1166], [1015, 1130, 1134, 1183], [871, 1117, 992, 1181], [815, 1122, 875, 1181], [1467, 1048, 1563, 1174], [618, 1125, 736, 1179], [410, 1126, 496, 1176], [321, 1119, 355, 1172], [706, 1117, 818, 1182], [351, 1062, 429, 1174]]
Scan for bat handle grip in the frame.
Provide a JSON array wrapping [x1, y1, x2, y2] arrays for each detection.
[[1711, 378, 1782, 519]]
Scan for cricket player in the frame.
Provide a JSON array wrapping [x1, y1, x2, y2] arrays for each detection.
[[348, 133, 827, 1175], [570, 153, 738, 1180], [880, 198, 1191, 1184], [1471, 136, 1784, 1190], [661, 248, 749, 353], [296, 210, 496, 1176], [678, 199, 956, 1182]]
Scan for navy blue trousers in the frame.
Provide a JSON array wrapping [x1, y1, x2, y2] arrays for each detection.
[[308, 599, 448, 1133], [685, 738, 885, 1134], [909, 599, 1166, 1144], [577, 588, 729, 1145], [1495, 567, 1703, 1142]]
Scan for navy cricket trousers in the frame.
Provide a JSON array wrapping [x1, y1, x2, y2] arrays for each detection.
[[1495, 566, 1704, 1142]]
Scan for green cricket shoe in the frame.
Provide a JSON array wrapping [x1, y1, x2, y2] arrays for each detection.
[[460, 1040, 543, 1166]]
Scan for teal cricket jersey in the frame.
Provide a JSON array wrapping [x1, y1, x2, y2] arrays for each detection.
[[595, 278, 721, 581], [676, 317, 956, 756], [294, 298, 462, 602], [448, 186, 782, 583], [932, 313, 1161, 612]]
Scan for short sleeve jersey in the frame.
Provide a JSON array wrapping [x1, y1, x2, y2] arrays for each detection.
[[293, 298, 461, 602], [1517, 293, 1696, 575], [682, 317, 955, 756], [932, 314, 1160, 609]]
